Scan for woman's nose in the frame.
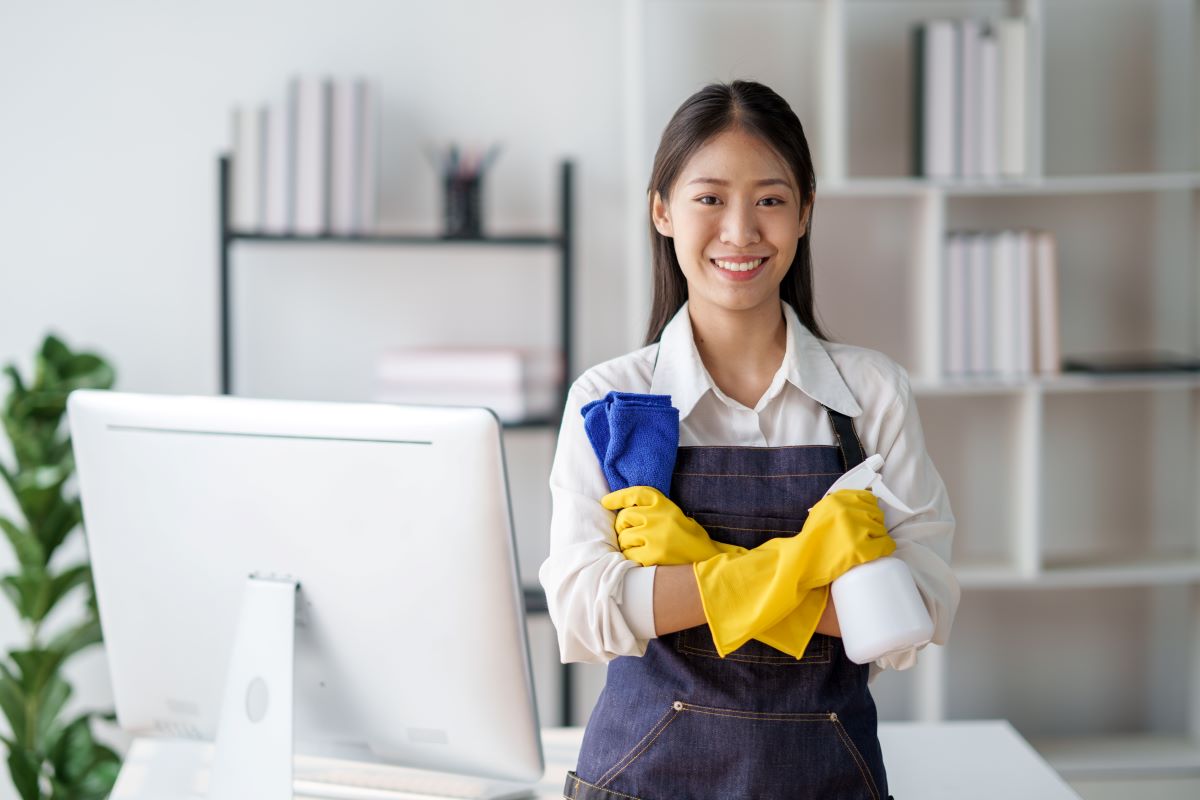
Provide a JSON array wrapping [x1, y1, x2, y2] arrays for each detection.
[[720, 204, 760, 247]]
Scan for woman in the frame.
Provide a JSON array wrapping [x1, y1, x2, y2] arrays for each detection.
[[539, 80, 959, 800]]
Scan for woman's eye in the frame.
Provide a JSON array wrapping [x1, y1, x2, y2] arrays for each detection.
[[759, 197, 784, 207], [697, 195, 720, 205]]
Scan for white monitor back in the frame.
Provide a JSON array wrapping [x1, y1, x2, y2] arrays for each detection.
[[67, 390, 543, 784]]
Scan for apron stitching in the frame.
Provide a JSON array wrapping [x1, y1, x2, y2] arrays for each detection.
[[571, 772, 645, 800], [676, 642, 831, 665], [677, 444, 842, 451], [831, 717, 882, 800], [674, 471, 846, 478], [594, 705, 678, 787], [698, 525, 803, 534], [678, 704, 832, 722], [598, 709, 682, 789]]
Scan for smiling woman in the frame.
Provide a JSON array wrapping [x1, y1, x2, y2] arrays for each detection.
[[540, 80, 958, 800]]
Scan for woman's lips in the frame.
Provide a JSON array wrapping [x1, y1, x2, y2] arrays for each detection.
[[710, 256, 768, 281]]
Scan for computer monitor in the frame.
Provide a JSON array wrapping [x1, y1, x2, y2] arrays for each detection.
[[67, 390, 544, 799]]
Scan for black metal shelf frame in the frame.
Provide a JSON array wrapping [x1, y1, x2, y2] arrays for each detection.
[[216, 154, 575, 723]]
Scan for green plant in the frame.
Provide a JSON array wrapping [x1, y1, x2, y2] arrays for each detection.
[[0, 334, 120, 799]]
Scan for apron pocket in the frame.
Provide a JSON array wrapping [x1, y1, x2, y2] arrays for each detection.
[[592, 701, 883, 800]]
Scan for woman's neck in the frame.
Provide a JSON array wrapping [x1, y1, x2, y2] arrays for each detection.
[[688, 298, 787, 394]]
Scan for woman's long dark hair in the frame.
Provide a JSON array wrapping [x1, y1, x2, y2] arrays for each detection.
[[643, 80, 827, 346]]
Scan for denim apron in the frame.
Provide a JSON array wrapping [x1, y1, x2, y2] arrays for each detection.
[[564, 359, 891, 800]]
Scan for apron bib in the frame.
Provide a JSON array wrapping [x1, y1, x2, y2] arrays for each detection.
[[565, 352, 890, 799]]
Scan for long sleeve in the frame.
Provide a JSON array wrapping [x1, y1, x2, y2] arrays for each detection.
[[862, 364, 961, 678], [538, 374, 659, 664]]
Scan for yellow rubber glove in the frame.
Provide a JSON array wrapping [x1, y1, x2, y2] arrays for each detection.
[[600, 485, 745, 566], [600, 486, 845, 659], [693, 489, 895, 657]]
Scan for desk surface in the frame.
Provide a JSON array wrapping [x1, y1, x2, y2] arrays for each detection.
[[113, 720, 1081, 799]]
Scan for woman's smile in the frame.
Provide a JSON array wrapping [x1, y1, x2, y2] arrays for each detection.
[[710, 255, 770, 280]]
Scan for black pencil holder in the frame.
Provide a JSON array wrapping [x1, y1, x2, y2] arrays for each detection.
[[443, 175, 483, 238]]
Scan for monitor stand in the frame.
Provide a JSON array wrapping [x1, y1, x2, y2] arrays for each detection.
[[209, 574, 297, 800], [204, 576, 537, 800]]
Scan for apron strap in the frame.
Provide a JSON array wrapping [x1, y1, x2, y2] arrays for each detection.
[[824, 407, 866, 472]]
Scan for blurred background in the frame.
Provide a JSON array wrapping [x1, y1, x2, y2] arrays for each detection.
[[1, 1, 1198, 798]]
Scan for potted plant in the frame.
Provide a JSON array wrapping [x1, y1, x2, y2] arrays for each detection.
[[0, 334, 120, 799]]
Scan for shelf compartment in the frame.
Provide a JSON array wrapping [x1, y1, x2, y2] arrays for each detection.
[[945, 191, 1196, 364], [944, 586, 1197, 777], [1041, 391, 1200, 568], [917, 393, 1030, 574], [1042, 0, 1196, 178]]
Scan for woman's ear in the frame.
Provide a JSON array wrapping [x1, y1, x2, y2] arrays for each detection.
[[650, 190, 674, 237], [798, 195, 814, 237]]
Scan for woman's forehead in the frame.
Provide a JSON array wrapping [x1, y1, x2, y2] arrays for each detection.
[[679, 130, 793, 187]]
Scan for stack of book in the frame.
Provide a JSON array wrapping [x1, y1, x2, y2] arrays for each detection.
[[231, 76, 379, 236], [942, 230, 1059, 379], [913, 17, 1029, 179], [374, 347, 564, 423]]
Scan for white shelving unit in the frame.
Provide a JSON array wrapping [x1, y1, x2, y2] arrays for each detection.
[[618, 0, 1200, 784]]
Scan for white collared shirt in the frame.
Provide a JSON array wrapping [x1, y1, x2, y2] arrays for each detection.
[[538, 300, 960, 678]]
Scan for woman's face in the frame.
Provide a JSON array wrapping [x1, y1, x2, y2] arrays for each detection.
[[652, 127, 811, 318]]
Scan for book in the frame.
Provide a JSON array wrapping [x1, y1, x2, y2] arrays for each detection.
[[329, 78, 358, 236], [231, 107, 263, 232], [1062, 351, 1200, 373], [262, 103, 291, 234], [375, 346, 564, 389], [958, 19, 982, 179], [1033, 231, 1060, 374], [977, 21, 1000, 179], [355, 79, 379, 235], [990, 231, 1017, 377], [968, 233, 991, 375], [374, 385, 561, 423], [944, 234, 969, 377], [998, 18, 1028, 178], [290, 76, 331, 236], [1014, 230, 1034, 376], [914, 20, 958, 178]]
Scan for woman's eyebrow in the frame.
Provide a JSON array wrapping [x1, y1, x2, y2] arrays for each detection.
[[686, 177, 791, 188]]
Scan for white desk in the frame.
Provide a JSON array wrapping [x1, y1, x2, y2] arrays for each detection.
[[112, 720, 1081, 799]]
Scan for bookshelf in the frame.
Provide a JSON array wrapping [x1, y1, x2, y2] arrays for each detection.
[[619, 0, 1200, 782], [215, 152, 572, 719]]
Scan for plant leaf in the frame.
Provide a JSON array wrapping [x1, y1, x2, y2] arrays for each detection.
[[0, 516, 46, 569], [33, 674, 72, 753], [7, 745, 43, 800], [38, 565, 92, 623], [0, 662, 30, 748], [2, 572, 40, 621], [47, 618, 103, 660]]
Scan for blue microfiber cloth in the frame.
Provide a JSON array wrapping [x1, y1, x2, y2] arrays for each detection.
[[580, 391, 679, 494]]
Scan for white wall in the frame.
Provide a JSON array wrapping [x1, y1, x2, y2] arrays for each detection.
[[0, 0, 632, 793]]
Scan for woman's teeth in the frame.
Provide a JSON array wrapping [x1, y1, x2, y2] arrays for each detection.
[[713, 258, 764, 272]]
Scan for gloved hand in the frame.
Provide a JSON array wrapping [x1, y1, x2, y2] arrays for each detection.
[[600, 486, 860, 660], [693, 489, 895, 657], [600, 485, 746, 566]]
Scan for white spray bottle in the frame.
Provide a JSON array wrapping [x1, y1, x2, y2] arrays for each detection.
[[820, 454, 934, 665]]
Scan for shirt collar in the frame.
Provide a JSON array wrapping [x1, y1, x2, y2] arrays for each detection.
[[649, 299, 863, 419]]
